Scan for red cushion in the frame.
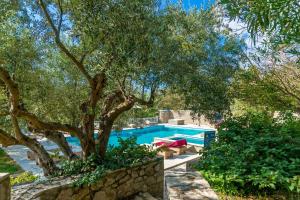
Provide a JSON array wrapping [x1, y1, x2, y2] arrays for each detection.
[[154, 141, 167, 147], [167, 139, 187, 147]]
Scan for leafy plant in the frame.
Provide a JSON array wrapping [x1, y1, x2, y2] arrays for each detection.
[[11, 172, 38, 186], [59, 137, 157, 186], [0, 148, 22, 174], [198, 112, 300, 195]]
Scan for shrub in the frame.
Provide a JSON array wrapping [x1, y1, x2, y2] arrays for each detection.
[[104, 137, 157, 169], [198, 112, 300, 195], [59, 137, 157, 186], [0, 148, 22, 174], [11, 172, 38, 186]]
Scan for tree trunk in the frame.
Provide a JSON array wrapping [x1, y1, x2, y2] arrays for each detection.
[[19, 135, 58, 176], [80, 113, 96, 159], [98, 119, 113, 158], [97, 98, 135, 158], [0, 128, 57, 175], [43, 131, 76, 159], [0, 129, 19, 147]]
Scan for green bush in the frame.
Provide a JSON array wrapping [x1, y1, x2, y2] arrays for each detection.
[[11, 172, 38, 186], [0, 148, 22, 174], [198, 112, 300, 195], [59, 137, 157, 186]]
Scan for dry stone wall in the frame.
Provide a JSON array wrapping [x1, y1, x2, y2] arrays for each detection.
[[12, 157, 164, 200]]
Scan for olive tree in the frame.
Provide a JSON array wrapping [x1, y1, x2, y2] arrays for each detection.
[[0, 1, 244, 175]]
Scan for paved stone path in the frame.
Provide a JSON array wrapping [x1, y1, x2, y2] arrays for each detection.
[[3, 139, 81, 176], [4, 145, 44, 176], [165, 168, 218, 200]]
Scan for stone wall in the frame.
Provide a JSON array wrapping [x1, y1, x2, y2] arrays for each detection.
[[0, 173, 10, 200], [12, 157, 164, 200], [159, 110, 213, 127]]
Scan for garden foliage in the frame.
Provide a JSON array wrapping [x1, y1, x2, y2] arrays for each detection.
[[198, 112, 300, 195], [10, 172, 38, 186], [59, 137, 157, 186]]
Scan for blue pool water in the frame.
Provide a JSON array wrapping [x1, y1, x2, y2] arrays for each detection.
[[66, 125, 210, 147]]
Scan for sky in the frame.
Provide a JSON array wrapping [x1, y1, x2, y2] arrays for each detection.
[[161, 0, 215, 10]]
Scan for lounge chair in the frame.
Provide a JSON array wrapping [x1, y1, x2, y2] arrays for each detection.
[[154, 139, 188, 156]]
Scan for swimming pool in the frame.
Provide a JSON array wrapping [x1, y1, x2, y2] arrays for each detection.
[[66, 125, 212, 147]]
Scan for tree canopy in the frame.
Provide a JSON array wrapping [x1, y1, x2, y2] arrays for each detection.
[[220, 0, 300, 45], [0, 0, 244, 175], [231, 64, 300, 113]]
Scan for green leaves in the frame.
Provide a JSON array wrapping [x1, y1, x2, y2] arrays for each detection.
[[59, 137, 156, 186], [231, 65, 300, 114], [287, 176, 300, 193], [10, 172, 38, 186], [220, 0, 300, 52], [198, 111, 300, 195], [163, 9, 245, 120]]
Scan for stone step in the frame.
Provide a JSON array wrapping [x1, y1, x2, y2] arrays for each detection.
[[165, 169, 219, 200]]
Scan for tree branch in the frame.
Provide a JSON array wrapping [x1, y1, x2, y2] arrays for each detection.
[[20, 110, 83, 139], [0, 68, 20, 109], [0, 67, 84, 139], [106, 97, 135, 121], [101, 90, 123, 116], [10, 115, 58, 175], [0, 128, 19, 147], [90, 72, 106, 108], [37, 0, 93, 86], [57, 0, 63, 33]]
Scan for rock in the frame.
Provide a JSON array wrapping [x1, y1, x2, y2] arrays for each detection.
[[132, 171, 138, 178], [56, 188, 73, 200], [139, 170, 145, 176], [105, 190, 117, 200], [156, 175, 164, 183], [93, 191, 106, 200], [104, 177, 115, 186], [135, 177, 143, 182], [133, 192, 159, 200], [93, 190, 117, 200], [147, 177, 156, 185], [142, 192, 158, 200], [115, 171, 127, 181], [145, 167, 154, 175], [119, 174, 130, 184], [72, 187, 90, 200], [134, 196, 144, 200], [154, 164, 160, 172], [90, 181, 104, 191]]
